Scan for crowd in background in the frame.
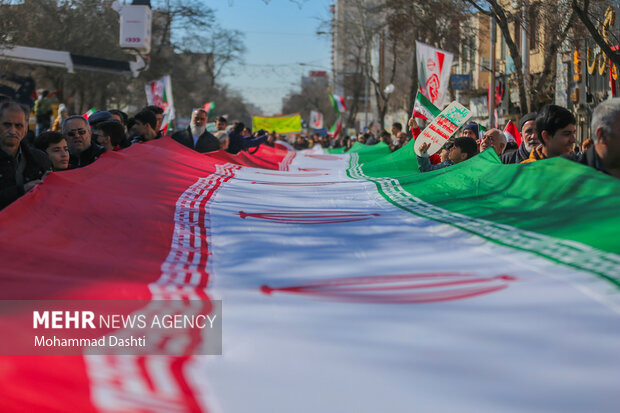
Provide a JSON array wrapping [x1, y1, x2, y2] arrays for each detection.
[[1, 90, 619, 211]]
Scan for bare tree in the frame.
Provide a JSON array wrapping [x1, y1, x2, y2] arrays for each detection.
[[462, 0, 575, 114], [572, 0, 620, 70], [330, 0, 403, 128], [282, 78, 337, 129]]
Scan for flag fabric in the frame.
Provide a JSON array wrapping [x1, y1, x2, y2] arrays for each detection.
[[310, 110, 324, 129], [328, 114, 342, 137], [145, 75, 176, 133], [202, 101, 216, 117], [504, 120, 521, 146], [82, 108, 96, 119], [252, 113, 302, 134], [416, 41, 453, 107], [329, 93, 347, 113], [1, 138, 619, 412], [412, 89, 441, 121]]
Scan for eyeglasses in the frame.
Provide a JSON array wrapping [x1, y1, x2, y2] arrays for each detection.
[[67, 129, 88, 137]]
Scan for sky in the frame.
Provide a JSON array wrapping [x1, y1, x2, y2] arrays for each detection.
[[212, 0, 333, 115]]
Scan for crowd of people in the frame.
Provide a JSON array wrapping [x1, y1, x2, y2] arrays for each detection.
[[1, 93, 619, 211]]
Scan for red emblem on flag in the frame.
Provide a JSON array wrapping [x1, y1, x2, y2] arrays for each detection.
[[251, 182, 337, 186], [256, 172, 328, 177], [261, 273, 516, 304], [297, 168, 329, 171], [426, 74, 441, 102], [238, 210, 380, 224], [304, 154, 340, 160], [426, 58, 436, 73]]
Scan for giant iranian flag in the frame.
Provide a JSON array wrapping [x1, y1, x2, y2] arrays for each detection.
[[0, 137, 619, 412]]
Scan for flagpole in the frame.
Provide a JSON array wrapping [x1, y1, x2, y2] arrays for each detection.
[[521, 1, 530, 112], [489, 15, 496, 128]]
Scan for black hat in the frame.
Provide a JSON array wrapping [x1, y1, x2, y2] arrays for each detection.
[[518, 112, 537, 132], [88, 111, 114, 127]]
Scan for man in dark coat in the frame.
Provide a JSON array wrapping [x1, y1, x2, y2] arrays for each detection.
[[226, 121, 267, 154], [564, 98, 620, 178], [0, 101, 51, 209], [172, 108, 220, 153], [501, 112, 538, 164], [62, 115, 105, 168]]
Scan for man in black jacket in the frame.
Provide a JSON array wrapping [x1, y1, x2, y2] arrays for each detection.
[[564, 98, 620, 178], [501, 112, 538, 164], [62, 115, 105, 168], [0, 101, 51, 209], [172, 108, 220, 153], [226, 121, 267, 154]]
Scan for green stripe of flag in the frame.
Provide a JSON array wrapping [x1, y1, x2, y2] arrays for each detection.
[[348, 146, 620, 286]]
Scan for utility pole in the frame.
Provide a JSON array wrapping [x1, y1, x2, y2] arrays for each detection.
[[489, 15, 496, 127], [521, 0, 530, 113]]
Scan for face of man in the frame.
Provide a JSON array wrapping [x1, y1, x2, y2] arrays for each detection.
[[216, 119, 227, 131], [391, 126, 399, 136], [154, 114, 163, 132], [46, 139, 70, 170], [192, 111, 207, 128], [439, 148, 449, 162], [92, 128, 111, 150], [480, 130, 505, 156], [460, 129, 477, 139], [65, 118, 91, 155], [0, 108, 27, 156], [599, 113, 620, 170], [543, 123, 576, 157], [135, 119, 155, 140], [521, 120, 539, 151], [190, 111, 207, 137], [448, 145, 467, 163]]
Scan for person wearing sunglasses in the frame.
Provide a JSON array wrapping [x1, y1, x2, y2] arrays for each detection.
[[61, 115, 105, 168]]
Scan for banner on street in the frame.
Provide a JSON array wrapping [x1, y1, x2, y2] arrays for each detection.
[[252, 113, 302, 134], [310, 110, 324, 129]]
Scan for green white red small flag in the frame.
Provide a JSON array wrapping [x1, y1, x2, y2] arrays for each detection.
[[329, 93, 347, 113], [82, 108, 96, 119], [504, 120, 521, 146], [202, 101, 216, 118], [328, 114, 342, 137], [412, 89, 441, 121]]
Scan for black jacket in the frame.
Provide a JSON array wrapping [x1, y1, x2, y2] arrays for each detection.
[[0, 141, 51, 209], [172, 128, 220, 153], [501, 143, 530, 164], [69, 143, 105, 168], [227, 131, 267, 154]]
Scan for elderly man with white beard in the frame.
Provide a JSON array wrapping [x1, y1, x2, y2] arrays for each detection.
[[501, 112, 538, 164], [171, 108, 220, 153]]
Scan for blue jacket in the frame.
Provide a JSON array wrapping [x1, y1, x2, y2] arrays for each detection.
[[417, 154, 454, 172]]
